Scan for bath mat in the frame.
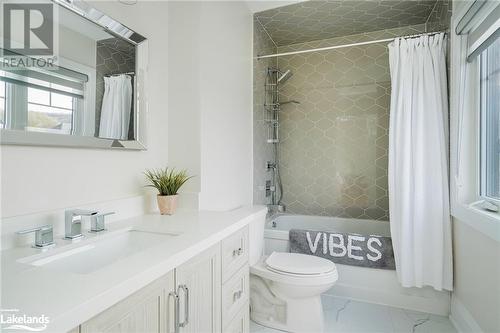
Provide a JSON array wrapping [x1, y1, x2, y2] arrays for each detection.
[[289, 229, 395, 270]]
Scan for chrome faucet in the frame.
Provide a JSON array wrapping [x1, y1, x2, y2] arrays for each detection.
[[64, 209, 98, 240], [17, 225, 55, 249]]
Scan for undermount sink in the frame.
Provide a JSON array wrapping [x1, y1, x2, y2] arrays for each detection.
[[17, 229, 179, 274]]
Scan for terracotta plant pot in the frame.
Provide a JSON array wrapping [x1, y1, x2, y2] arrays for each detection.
[[157, 194, 178, 215]]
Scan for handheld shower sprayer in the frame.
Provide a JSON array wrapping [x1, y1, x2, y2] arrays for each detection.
[[277, 69, 293, 84]]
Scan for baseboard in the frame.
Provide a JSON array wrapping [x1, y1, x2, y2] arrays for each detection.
[[449, 294, 483, 333], [322, 263, 451, 316], [327, 282, 451, 316]]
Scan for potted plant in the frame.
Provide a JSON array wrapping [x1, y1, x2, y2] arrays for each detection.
[[144, 167, 193, 215]]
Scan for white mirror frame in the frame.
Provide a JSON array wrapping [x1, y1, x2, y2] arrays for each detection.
[[0, 0, 149, 150]]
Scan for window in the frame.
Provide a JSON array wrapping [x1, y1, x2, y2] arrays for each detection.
[[27, 87, 75, 134], [451, 2, 500, 238], [480, 37, 500, 202], [0, 61, 88, 135]]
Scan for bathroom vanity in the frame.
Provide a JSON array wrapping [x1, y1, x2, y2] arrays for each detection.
[[1, 206, 265, 332]]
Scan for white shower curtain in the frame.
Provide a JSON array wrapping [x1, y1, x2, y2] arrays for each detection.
[[99, 75, 132, 140], [388, 33, 453, 291]]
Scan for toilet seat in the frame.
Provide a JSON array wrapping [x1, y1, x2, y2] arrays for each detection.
[[265, 252, 335, 275], [251, 253, 338, 286]]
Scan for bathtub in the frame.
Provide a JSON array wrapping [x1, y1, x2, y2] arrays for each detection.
[[264, 214, 451, 316]]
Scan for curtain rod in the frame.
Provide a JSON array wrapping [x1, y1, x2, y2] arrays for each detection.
[[104, 72, 135, 77], [256, 31, 447, 60]]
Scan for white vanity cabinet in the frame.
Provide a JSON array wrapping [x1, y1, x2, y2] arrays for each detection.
[[77, 226, 250, 333], [175, 244, 221, 333], [220, 227, 250, 332], [80, 272, 175, 333]]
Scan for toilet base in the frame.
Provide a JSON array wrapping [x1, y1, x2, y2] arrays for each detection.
[[250, 275, 325, 333], [251, 295, 325, 333]]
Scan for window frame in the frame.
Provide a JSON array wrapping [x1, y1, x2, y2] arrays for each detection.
[[0, 81, 5, 129], [478, 42, 500, 205], [450, 1, 500, 242]]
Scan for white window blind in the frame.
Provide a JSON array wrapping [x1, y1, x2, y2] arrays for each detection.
[[456, 0, 500, 62]]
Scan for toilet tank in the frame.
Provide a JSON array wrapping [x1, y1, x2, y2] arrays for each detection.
[[248, 209, 267, 266]]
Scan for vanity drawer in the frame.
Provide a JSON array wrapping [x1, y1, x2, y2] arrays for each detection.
[[223, 301, 249, 333], [221, 226, 248, 282], [222, 265, 249, 327]]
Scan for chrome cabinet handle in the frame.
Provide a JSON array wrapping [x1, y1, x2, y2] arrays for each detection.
[[168, 291, 180, 333], [178, 285, 189, 328], [232, 247, 243, 256], [233, 290, 243, 302]]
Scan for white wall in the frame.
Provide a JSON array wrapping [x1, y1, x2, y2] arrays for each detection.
[[1, 0, 253, 217], [59, 25, 96, 69], [168, 1, 253, 211], [452, 219, 500, 333], [198, 1, 253, 210], [0, 1, 169, 218], [167, 2, 202, 200]]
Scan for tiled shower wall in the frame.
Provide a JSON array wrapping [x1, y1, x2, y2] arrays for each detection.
[[276, 25, 429, 220], [253, 18, 276, 204], [253, 2, 451, 218]]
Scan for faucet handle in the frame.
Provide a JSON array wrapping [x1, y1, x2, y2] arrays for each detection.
[[90, 212, 115, 233], [17, 225, 55, 249], [66, 209, 99, 217]]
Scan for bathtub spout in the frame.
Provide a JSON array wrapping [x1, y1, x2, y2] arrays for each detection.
[[268, 204, 286, 214]]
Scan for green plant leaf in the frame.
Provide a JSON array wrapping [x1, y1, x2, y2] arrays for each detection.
[[144, 167, 193, 196]]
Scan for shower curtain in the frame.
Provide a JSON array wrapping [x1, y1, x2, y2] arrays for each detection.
[[388, 33, 453, 291], [99, 75, 132, 140]]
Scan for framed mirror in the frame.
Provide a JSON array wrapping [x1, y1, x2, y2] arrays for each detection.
[[0, 0, 148, 149]]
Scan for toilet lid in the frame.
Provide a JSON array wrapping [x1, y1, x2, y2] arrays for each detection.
[[265, 252, 336, 275]]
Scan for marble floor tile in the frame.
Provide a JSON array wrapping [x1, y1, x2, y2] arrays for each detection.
[[250, 320, 282, 333], [249, 295, 457, 333]]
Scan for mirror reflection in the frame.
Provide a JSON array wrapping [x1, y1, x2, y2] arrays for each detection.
[[0, 4, 137, 141]]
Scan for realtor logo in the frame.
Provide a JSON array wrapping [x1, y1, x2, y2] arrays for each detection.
[[1, 1, 58, 69], [3, 2, 54, 56], [0, 308, 50, 331]]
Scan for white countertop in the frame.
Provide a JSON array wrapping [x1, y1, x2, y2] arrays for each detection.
[[1, 206, 267, 332]]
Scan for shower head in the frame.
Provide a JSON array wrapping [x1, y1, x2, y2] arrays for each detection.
[[277, 69, 293, 84]]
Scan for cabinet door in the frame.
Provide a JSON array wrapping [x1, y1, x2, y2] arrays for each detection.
[[175, 244, 221, 333], [81, 271, 175, 333], [223, 302, 249, 333]]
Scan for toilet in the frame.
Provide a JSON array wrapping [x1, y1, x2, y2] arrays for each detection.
[[249, 214, 338, 333]]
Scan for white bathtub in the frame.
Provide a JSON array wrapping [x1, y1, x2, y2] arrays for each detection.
[[264, 214, 450, 316]]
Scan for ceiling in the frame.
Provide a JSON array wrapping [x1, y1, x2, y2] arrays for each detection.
[[254, 0, 440, 46], [245, 0, 307, 14]]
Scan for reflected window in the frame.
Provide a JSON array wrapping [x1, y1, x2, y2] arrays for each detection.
[[0, 65, 86, 135], [27, 87, 75, 134], [0, 81, 4, 129]]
